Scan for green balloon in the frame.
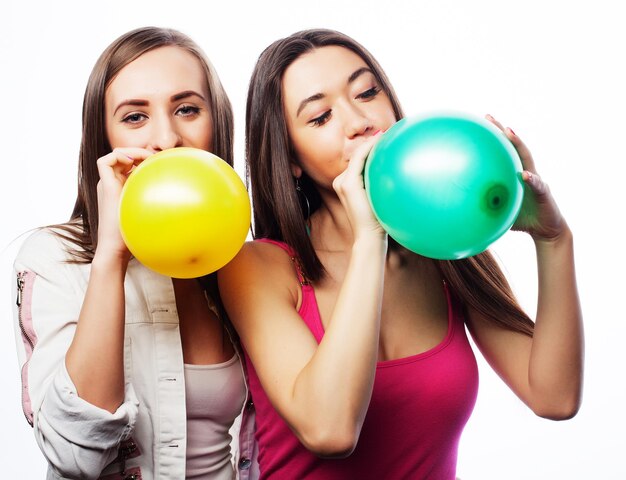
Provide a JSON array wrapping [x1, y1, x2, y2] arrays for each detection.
[[364, 113, 524, 259]]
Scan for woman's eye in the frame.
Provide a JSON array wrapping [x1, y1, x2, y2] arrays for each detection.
[[177, 105, 201, 117], [309, 110, 331, 127], [122, 113, 146, 124], [357, 86, 380, 100]]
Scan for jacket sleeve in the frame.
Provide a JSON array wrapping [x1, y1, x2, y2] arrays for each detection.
[[13, 229, 139, 479]]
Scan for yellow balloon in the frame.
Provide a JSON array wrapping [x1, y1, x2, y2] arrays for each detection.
[[119, 147, 251, 278]]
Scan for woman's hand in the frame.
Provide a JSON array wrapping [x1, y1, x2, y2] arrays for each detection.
[[95, 147, 153, 260], [332, 132, 387, 241], [486, 115, 568, 242], [67, 146, 152, 412]]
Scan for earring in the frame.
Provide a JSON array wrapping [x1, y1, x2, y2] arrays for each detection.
[[295, 177, 311, 236]]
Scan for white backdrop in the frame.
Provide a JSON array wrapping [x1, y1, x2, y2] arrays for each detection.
[[1, 0, 624, 477]]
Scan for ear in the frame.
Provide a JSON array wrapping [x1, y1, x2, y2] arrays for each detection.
[[290, 161, 303, 178]]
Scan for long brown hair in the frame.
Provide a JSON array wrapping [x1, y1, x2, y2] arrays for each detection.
[[246, 28, 533, 336], [54, 26, 234, 262]]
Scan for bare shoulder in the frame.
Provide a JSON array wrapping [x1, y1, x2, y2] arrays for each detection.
[[222, 240, 299, 281], [218, 240, 303, 317]]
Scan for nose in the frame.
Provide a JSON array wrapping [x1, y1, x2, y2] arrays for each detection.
[[148, 114, 183, 152], [343, 103, 373, 139]]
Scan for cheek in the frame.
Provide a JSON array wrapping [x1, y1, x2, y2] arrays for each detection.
[[294, 127, 342, 167], [378, 101, 398, 130], [186, 119, 213, 151], [106, 124, 145, 150], [385, 110, 397, 129]]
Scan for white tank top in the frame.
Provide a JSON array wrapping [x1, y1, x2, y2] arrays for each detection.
[[184, 353, 246, 479]]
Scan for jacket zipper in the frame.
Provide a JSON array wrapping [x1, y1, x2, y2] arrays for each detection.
[[17, 272, 34, 351], [117, 440, 138, 478], [17, 271, 35, 426]]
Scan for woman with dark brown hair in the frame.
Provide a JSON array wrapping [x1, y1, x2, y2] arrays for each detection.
[[218, 28, 583, 479], [12, 27, 256, 480]]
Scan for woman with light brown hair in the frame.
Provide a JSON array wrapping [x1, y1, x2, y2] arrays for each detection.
[[13, 27, 256, 480], [218, 28, 584, 479]]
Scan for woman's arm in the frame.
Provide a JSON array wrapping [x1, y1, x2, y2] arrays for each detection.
[[13, 230, 139, 478], [467, 119, 584, 419], [65, 147, 151, 412], [467, 228, 583, 418], [219, 236, 386, 457], [219, 135, 388, 457]]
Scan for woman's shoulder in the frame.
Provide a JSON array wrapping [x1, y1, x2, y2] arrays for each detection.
[[219, 241, 305, 327], [222, 239, 301, 284], [237, 238, 294, 260], [15, 225, 82, 270]]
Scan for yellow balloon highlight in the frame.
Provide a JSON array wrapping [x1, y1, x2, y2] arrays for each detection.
[[119, 147, 251, 278]]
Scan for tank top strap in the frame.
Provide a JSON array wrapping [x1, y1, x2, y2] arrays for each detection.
[[442, 279, 465, 329], [255, 238, 310, 286]]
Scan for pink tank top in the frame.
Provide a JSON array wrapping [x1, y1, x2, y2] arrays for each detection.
[[246, 239, 479, 479]]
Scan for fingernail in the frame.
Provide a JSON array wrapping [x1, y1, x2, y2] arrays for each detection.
[[507, 127, 516, 137]]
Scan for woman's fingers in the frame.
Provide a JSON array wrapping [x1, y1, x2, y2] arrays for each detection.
[[486, 114, 538, 174], [94, 148, 155, 256], [522, 170, 549, 197], [486, 115, 567, 240], [333, 131, 382, 192], [332, 131, 387, 238], [503, 128, 538, 174], [97, 148, 153, 183], [347, 131, 383, 175], [485, 113, 505, 131]]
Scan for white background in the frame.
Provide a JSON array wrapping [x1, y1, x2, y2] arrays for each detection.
[[1, 0, 624, 477]]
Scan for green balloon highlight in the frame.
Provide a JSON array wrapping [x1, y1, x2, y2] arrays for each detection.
[[364, 113, 524, 259]]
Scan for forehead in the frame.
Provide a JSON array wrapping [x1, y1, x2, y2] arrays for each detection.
[[106, 45, 208, 102], [282, 46, 369, 100]]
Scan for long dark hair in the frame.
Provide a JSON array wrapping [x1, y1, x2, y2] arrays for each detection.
[[54, 26, 234, 262], [246, 28, 533, 336]]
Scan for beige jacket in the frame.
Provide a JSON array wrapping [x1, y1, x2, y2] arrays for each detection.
[[13, 229, 258, 480]]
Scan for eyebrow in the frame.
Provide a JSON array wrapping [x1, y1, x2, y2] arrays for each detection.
[[295, 67, 373, 117], [171, 90, 207, 103], [113, 90, 207, 116]]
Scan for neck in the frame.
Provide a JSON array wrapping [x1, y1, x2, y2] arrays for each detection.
[[309, 191, 354, 253]]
